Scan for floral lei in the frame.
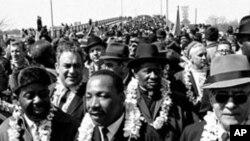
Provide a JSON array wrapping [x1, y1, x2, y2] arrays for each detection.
[[51, 78, 84, 111], [201, 111, 220, 141], [183, 64, 206, 105], [124, 75, 172, 135], [7, 105, 56, 141]]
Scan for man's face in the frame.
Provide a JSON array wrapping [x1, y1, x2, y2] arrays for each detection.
[[104, 59, 128, 78], [128, 42, 138, 57], [86, 75, 124, 126], [190, 46, 207, 69], [135, 62, 163, 91], [10, 45, 26, 62], [18, 83, 51, 122], [89, 45, 105, 63], [211, 85, 250, 131], [216, 44, 232, 56], [56, 52, 83, 88]]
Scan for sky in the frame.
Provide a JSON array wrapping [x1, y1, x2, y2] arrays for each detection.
[[0, 0, 250, 30]]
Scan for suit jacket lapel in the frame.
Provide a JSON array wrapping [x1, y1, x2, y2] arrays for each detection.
[[137, 89, 152, 123], [189, 71, 199, 96], [66, 92, 83, 115], [153, 98, 163, 119]]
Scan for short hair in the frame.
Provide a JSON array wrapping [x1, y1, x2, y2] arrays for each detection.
[[90, 70, 124, 94], [205, 26, 219, 41], [56, 40, 85, 63], [11, 40, 26, 52]]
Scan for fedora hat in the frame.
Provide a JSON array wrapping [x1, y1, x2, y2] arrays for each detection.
[[100, 42, 130, 60], [203, 54, 250, 89], [84, 36, 106, 53], [235, 15, 250, 36], [128, 43, 168, 68]]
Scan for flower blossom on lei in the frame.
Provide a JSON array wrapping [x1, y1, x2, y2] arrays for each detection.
[[124, 78, 143, 139], [124, 75, 172, 134], [183, 64, 206, 105], [77, 113, 95, 141], [7, 105, 56, 141], [201, 111, 220, 141]]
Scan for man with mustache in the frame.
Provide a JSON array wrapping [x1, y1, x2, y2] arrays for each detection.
[[0, 66, 79, 141], [127, 43, 195, 141], [77, 70, 161, 141], [181, 54, 250, 141], [50, 41, 86, 122]]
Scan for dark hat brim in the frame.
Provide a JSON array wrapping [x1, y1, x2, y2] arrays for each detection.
[[100, 56, 131, 60], [128, 57, 169, 68]]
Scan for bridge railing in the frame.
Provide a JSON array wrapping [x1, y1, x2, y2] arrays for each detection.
[[52, 17, 123, 38]]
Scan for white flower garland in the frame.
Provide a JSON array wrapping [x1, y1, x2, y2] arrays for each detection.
[[124, 76, 172, 132], [124, 78, 144, 139], [51, 78, 84, 111], [201, 111, 220, 141], [7, 105, 56, 141], [77, 113, 95, 141], [183, 64, 206, 105]]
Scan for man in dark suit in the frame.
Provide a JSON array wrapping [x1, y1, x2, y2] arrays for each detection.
[[181, 55, 250, 141], [127, 43, 195, 141], [77, 70, 162, 141], [100, 42, 132, 85], [0, 66, 79, 141], [50, 41, 86, 122]]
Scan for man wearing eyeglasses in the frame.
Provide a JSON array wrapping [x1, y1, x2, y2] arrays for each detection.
[[181, 54, 250, 141]]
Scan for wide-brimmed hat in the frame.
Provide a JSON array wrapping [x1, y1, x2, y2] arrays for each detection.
[[128, 43, 168, 68], [100, 42, 130, 60], [203, 54, 250, 89], [234, 15, 250, 36], [84, 36, 106, 53]]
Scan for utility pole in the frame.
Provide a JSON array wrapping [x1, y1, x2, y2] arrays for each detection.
[[195, 8, 197, 24], [50, 0, 54, 38], [166, 0, 169, 27], [160, 0, 163, 15]]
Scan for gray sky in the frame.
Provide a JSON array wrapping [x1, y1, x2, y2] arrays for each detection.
[[0, 0, 250, 29]]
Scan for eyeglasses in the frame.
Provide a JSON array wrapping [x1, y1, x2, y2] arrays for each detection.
[[217, 49, 231, 53], [214, 92, 249, 105]]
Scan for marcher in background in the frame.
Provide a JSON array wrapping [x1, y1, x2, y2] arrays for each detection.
[[181, 54, 250, 141], [127, 43, 195, 141], [50, 41, 86, 122], [84, 36, 106, 78], [205, 26, 219, 63], [215, 40, 234, 57], [100, 42, 131, 85], [9, 40, 30, 71], [175, 41, 209, 119], [0, 66, 79, 141]]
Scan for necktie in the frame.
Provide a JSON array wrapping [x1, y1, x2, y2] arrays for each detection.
[[101, 127, 109, 141], [222, 132, 229, 141], [59, 89, 70, 108]]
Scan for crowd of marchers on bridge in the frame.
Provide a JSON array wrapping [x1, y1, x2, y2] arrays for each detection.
[[1, 14, 250, 141]]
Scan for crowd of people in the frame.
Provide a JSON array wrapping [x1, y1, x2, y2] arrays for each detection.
[[0, 14, 250, 141]]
